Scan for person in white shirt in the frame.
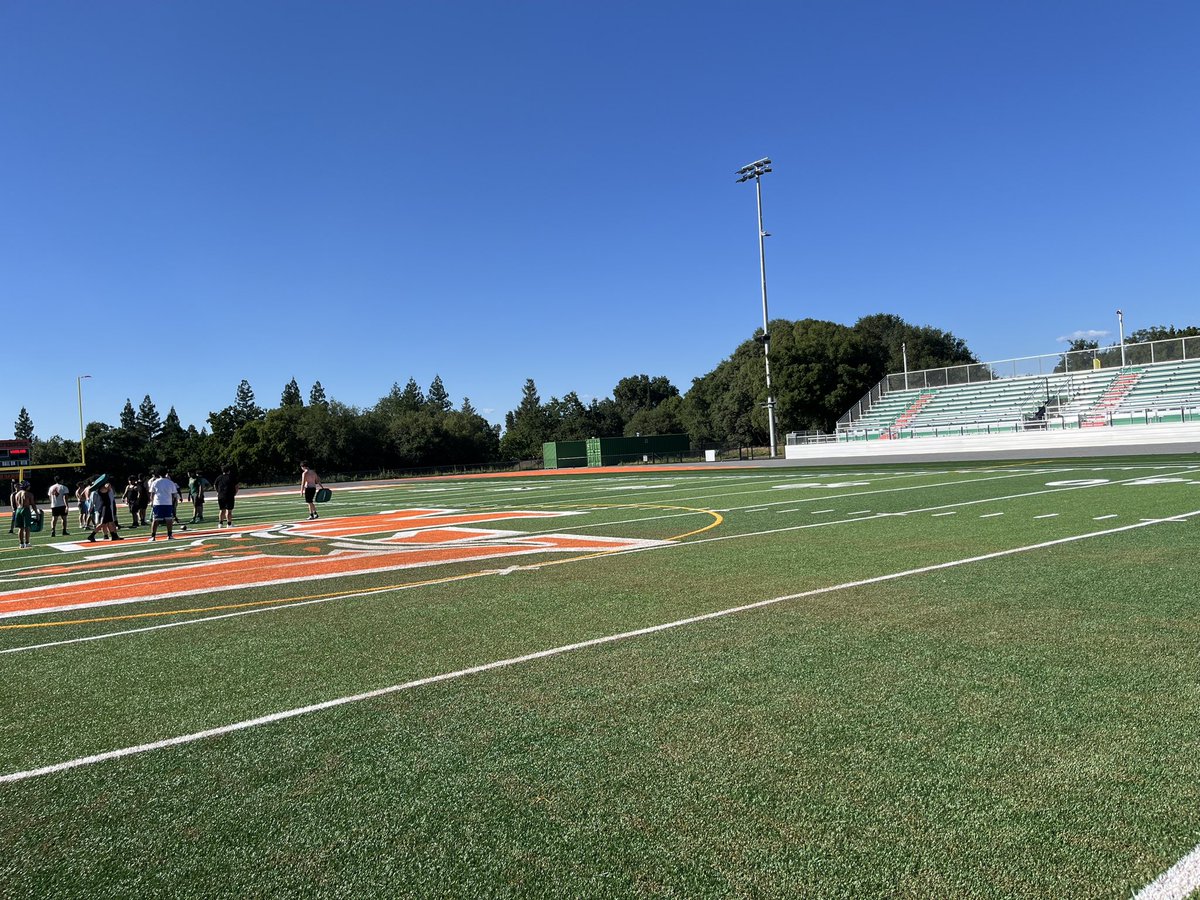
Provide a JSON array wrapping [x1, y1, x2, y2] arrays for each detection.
[[47, 475, 70, 536], [147, 469, 181, 542]]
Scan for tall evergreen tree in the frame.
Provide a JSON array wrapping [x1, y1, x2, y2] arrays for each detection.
[[499, 378, 551, 460], [136, 395, 162, 438], [119, 399, 138, 431], [426, 375, 452, 412], [281, 378, 304, 408], [13, 407, 34, 441], [399, 378, 424, 412], [162, 406, 184, 434], [309, 381, 328, 406], [234, 380, 264, 425]]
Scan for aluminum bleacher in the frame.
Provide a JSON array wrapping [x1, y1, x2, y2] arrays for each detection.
[[837, 342, 1200, 442]]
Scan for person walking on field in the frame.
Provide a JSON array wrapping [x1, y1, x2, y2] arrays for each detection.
[[214, 465, 238, 528], [300, 461, 322, 520], [76, 481, 90, 529], [188, 471, 209, 524], [147, 469, 181, 542], [48, 475, 70, 536], [123, 476, 143, 528], [13, 481, 38, 549], [135, 473, 151, 527], [8, 477, 20, 535], [87, 481, 123, 542]]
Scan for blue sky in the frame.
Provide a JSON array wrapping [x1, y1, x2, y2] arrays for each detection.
[[4, 1, 1197, 440]]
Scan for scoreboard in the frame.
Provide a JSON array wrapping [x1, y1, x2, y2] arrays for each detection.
[[0, 440, 31, 468]]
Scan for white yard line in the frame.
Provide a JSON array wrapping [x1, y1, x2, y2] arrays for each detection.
[[1033, 513, 1060, 519], [931, 512, 957, 518], [3, 509, 1199, 785], [1135, 843, 1200, 900], [980, 512, 1004, 518]]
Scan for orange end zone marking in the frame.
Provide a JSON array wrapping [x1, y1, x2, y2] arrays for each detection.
[[0, 506, 709, 623]]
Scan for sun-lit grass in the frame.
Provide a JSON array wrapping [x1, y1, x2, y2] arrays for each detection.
[[2, 457, 1199, 897]]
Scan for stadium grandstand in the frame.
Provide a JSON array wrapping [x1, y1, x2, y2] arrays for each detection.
[[833, 335, 1200, 442]]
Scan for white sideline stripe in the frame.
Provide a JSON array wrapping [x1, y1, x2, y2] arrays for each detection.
[[3, 509, 1198, 786], [1034, 513, 1060, 519], [1094, 514, 1119, 521], [1135, 842, 1200, 900], [980, 512, 1004, 518], [931, 512, 956, 517]]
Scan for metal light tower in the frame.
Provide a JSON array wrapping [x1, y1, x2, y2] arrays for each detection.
[[736, 157, 777, 458], [1116, 309, 1126, 367]]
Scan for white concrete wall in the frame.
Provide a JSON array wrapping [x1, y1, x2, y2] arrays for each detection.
[[785, 423, 1200, 461]]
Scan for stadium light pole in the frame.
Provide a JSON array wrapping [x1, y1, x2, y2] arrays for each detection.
[[736, 157, 778, 458], [1116, 309, 1126, 367], [77, 375, 92, 467]]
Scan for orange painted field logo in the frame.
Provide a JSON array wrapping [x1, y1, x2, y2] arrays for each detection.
[[1, 509, 667, 621]]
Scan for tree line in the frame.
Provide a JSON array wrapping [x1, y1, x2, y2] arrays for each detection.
[[31, 312, 1167, 485]]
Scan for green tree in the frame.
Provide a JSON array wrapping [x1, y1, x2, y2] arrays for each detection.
[[14, 407, 34, 441], [499, 379, 552, 460], [546, 392, 591, 441], [157, 407, 189, 465], [30, 435, 80, 467], [612, 375, 679, 423], [399, 378, 424, 412], [281, 378, 304, 408], [119, 399, 137, 431], [136, 395, 162, 439], [586, 398, 625, 438], [852, 313, 976, 378], [624, 395, 685, 437], [309, 381, 328, 407], [234, 380, 264, 425], [426, 375, 452, 413]]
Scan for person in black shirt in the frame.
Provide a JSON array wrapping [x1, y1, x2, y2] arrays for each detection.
[[214, 466, 238, 528]]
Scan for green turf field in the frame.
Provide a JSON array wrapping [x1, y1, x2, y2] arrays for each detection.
[[2, 459, 1199, 898]]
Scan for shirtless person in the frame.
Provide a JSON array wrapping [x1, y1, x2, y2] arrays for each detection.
[[300, 461, 322, 520], [13, 481, 38, 549]]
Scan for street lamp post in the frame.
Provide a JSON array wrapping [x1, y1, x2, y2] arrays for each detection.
[[1116, 309, 1126, 368], [736, 157, 777, 458]]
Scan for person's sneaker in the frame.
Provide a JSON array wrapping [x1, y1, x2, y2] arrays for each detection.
[[63, 531, 69, 535], [148, 537, 156, 542], [88, 534, 96, 542], [112, 534, 123, 541]]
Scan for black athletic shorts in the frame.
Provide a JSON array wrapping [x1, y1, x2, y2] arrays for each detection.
[[304, 486, 317, 503], [217, 496, 235, 511]]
